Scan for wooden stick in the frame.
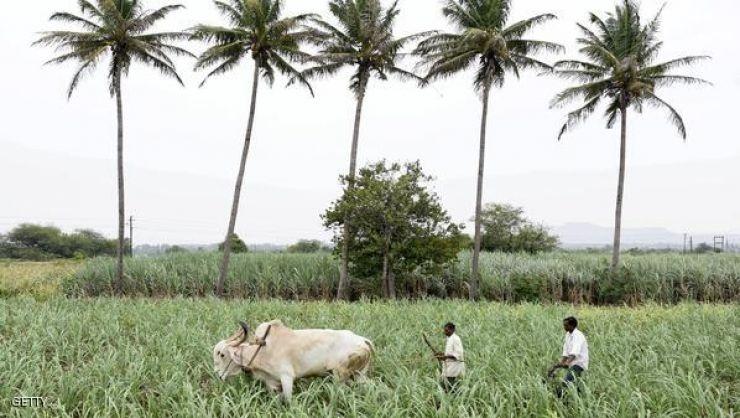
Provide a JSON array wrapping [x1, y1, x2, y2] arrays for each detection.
[[422, 333, 442, 363]]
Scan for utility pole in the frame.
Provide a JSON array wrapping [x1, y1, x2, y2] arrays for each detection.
[[683, 233, 687, 254], [713, 236, 725, 253], [129, 215, 134, 257]]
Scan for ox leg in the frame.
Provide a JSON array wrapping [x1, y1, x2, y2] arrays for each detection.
[[265, 379, 282, 393], [333, 366, 352, 383], [354, 366, 370, 383], [279, 375, 294, 404]]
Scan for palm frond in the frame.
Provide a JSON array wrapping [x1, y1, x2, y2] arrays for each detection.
[[49, 12, 101, 31], [642, 55, 711, 75], [503, 14, 557, 39], [199, 56, 242, 87], [66, 57, 100, 98], [558, 96, 601, 140], [268, 51, 314, 96], [645, 93, 687, 139], [550, 80, 610, 108], [132, 4, 185, 33], [553, 59, 606, 72]]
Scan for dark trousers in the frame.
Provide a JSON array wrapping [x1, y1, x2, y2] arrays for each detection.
[[556, 365, 584, 398], [442, 377, 458, 393]]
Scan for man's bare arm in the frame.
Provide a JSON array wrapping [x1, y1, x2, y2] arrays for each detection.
[[560, 355, 575, 366]]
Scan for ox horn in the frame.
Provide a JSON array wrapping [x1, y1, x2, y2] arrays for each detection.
[[230, 321, 250, 346]]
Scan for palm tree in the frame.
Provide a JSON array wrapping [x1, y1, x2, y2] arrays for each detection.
[[190, 0, 315, 296], [415, 0, 562, 300], [550, 0, 710, 272], [302, 0, 427, 300], [35, 0, 191, 293]]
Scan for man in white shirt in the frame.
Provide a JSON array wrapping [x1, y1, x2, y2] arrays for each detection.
[[548, 316, 588, 398], [435, 322, 464, 392]]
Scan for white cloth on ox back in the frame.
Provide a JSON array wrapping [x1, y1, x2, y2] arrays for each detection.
[[442, 333, 465, 378], [562, 328, 589, 370]]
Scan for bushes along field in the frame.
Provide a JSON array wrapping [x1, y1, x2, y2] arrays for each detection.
[[60, 252, 740, 304]]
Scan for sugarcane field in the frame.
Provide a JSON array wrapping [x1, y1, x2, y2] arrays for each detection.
[[2, 0, 738, 416]]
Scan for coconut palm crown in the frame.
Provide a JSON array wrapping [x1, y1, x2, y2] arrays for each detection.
[[301, 0, 428, 95], [415, 0, 563, 93], [551, 0, 710, 139], [190, 0, 315, 92], [34, 0, 192, 98]]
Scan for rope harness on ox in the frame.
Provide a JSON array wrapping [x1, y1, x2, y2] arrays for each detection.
[[219, 322, 273, 379]]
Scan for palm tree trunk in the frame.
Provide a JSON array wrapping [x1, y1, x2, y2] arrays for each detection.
[[611, 104, 628, 272], [470, 83, 492, 301], [337, 76, 368, 301], [114, 72, 125, 294], [381, 250, 389, 298], [388, 264, 396, 300], [216, 64, 260, 296]]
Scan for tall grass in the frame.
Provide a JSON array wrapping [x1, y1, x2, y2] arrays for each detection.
[[59, 252, 740, 304], [0, 299, 736, 417]]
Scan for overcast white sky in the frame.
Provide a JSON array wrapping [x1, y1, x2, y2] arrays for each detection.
[[1, 0, 738, 245]]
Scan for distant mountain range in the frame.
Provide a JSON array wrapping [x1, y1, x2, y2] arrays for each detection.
[[554, 223, 740, 249]]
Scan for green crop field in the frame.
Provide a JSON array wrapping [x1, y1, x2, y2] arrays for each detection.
[[1, 298, 737, 417], [0, 260, 80, 299], [62, 252, 740, 304]]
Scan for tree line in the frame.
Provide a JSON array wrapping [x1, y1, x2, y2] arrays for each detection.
[[36, 0, 709, 299], [0, 224, 125, 260]]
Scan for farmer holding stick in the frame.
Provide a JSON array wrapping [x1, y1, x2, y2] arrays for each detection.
[[435, 322, 465, 392], [547, 316, 589, 398]]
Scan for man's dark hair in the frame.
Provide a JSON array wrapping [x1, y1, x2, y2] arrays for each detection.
[[563, 317, 578, 328], [444, 322, 455, 331]]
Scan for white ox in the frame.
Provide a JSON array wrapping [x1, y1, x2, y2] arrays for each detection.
[[213, 320, 374, 402]]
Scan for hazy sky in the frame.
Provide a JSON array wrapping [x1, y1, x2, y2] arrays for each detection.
[[1, 0, 738, 245]]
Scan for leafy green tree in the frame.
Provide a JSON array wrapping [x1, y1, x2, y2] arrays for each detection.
[[2, 224, 120, 260], [66, 229, 118, 258], [304, 0, 427, 300], [323, 161, 466, 299], [693, 243, 715, 254], [191, 0, 315, 296], [510, 224, 558, 253], [218, 234, 248, 254], [479, 204, 558, 253], [415, 0, 562, 300], [35, 0, 191, 292], [479, 203, 524, 251], [7, 224, 64, 256], [287, 240, 329, 253], [550, 0, 710, 272]]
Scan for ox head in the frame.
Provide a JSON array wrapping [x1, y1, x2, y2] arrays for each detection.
[[213, 321, 250, 380]]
